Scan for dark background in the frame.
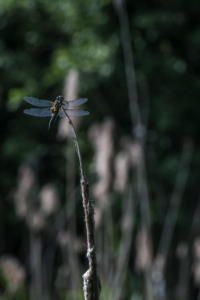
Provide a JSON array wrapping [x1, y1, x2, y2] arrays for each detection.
[[0, 0, 200, 299]]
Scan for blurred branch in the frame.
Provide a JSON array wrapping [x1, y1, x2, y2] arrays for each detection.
[[113, 1, 152, 298], [62, 109, 100, 300], [152, 140, 194, 300], [189, 195, 200, 300], [63, 70, 81, 292], [158, 140, 194, 263], [29, 231, 42, 300], [191, 195, 200, 237], [112, 0, 151, 232], [113, 186, 135, 300], [175, 243, 190, 300], [112, 0, 143, 139]]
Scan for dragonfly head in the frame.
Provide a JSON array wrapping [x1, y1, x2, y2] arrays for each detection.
[[56, 95, 64, 103]]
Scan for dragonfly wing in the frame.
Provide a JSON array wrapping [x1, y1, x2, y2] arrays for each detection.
[[62, 98, 88, 108], [24, 108, 52, 117], [67, 110, 90, 117], [59, 109, 89, 117], [23, 96, 52, 107]]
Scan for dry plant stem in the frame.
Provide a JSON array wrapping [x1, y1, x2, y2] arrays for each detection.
[[62, 108, 100, 300]]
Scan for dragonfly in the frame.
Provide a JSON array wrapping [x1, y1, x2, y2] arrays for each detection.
[[23, 95, 89, 129]]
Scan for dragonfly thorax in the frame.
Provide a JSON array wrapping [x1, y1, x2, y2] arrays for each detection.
[[50, 96, 64, 113]]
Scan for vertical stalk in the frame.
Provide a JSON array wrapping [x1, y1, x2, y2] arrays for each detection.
[[113, 1, 152, 298], [62, 108, 100, 300]]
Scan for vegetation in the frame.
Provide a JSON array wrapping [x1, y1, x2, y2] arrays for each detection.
[[0, 0, 200, 299]]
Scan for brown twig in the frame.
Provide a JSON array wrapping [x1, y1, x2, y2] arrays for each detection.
[[62, 108, 100, 300]]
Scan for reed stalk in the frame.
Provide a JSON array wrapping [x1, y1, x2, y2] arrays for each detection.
[[62, 108, 100, 300]]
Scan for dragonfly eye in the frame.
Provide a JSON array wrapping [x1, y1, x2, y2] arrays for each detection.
[[56, 95, 63, 101]]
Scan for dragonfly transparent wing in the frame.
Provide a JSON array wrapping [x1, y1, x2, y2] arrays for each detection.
[[62, 98, 88, 109], [24, 108, 52, 117], [59, 109, 89, 117], [23, 96, 52, 107]]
